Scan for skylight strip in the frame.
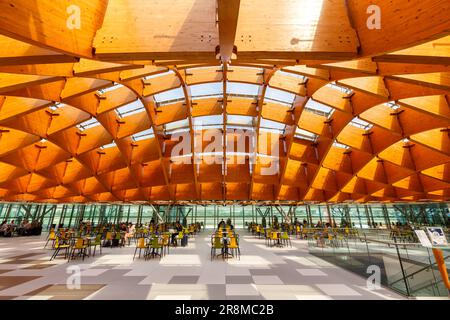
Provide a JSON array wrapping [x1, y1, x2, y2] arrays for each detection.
[[143, 70, 173, 80], [77, 118, 100, 131], [333, 141, 350, 149], [100, 141, 117, 149], [327, 82, 353, 95]]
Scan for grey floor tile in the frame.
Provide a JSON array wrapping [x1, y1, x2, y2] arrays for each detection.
[[225, 275, 254, 284], [168, 276, 200, 284]]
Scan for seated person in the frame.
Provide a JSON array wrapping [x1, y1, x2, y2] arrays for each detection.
[[24, 221, 33, 235], [171, 221, 183, 245], [0, 220, 7, 236]]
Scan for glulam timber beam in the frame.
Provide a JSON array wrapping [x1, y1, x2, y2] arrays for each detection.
[[93, 0, 218, 61], [275, 96, 308, 200], [249, 67, 277, 199], [235, 0, 359, 61], [0, 0, 108, 58], [217, 0, 240, 63], [222, 63, 229, 200], [346, 0, 450, 57], [172, 67, 200, 200]]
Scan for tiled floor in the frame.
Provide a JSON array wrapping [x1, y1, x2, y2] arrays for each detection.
[[0, 230, 406, 300]]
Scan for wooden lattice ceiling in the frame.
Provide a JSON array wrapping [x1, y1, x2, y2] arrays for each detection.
[[0, 0, 449, 204]]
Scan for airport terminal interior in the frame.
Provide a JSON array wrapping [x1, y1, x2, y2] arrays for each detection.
[[0, 0, 449, 301]]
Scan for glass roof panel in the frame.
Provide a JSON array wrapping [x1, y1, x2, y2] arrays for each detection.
[[132, 128, 154, 142], [333, 141, 350, 149], [265, 87, 295, 105], [77, 118, 100, 131], [305, 99, 334, 117], [100, 141, 116, 149], [260, 118, 286, 133], [227, 82, 259, 96], [154, 87, 185, 103], [143, 70, 173, 80], [227, 115, 253, 126], [165, 119, 189, 132], [278, 70, 307, 80], [191, 82, 223, 98], [295, 127, 317, 141], [98, 83, 123, 95], [193, 115, 223, 128], [327, 82, 353, 95], [350, 117, 373, 130], [115, 100, 144, 118]]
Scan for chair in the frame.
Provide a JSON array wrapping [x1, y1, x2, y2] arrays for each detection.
[[265, 229, 273, 246], [228, 236, 240, 260], [211, 236, 223, 260], [68, 238, 88, 261], [188, 225, 195, 237], [295, 225, 301, 238], [133, 237, 147, 260], [103, 231, 113, 247], [89, 234, 102, 256], [44, 229, 57, 248], [146, 237, 163, 260], [114, 232, 124, 248], [49, 237, 70, 261], [270, 231, 281, 247], [125, 231, 134, 246], [281, 231, 292, 247], [161, 233, 170, 256], [176, 231, 184, 246]]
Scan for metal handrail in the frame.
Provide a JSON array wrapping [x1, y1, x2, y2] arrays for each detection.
[[389, 254, 450, 287], [408, 277, 445, 296]]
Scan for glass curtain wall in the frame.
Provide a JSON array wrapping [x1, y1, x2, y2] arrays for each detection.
[[0, 202, 448, 230]]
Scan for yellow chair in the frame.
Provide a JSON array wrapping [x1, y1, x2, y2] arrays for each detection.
[[188, 225, 195, 236], [146, 237, 163, 260], [281, 231, 291, 247], [133, 237, 147, 260], [69, 238, 88, 261], [49, 237, 70, 261], [89, 234, 102, 256], [44, 230, 57, 249], [161, 233, 170, 256], [103, 231, 113, 247], [270, 231, 280, 247], [228, 236, 240, 260], [256, 225, 261, 238], [211, 236, 224, 260]]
